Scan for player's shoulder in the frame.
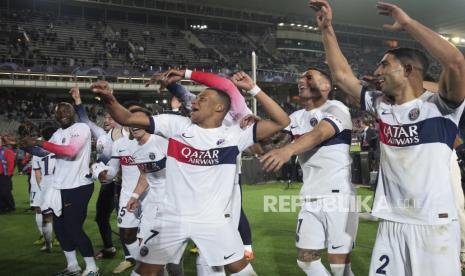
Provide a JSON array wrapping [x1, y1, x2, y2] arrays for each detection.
[[72, 122, 91, 132], [326, 100, 350, 112]]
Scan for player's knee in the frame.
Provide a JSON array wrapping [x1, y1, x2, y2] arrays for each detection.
[[123, 228, 138, 243], [297, 248, 321, 262]]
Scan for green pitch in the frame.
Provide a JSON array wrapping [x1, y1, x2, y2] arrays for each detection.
[[0, 175, 378, 275]]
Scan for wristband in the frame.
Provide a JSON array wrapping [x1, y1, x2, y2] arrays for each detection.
[[131, 193, 140, 199], [184, 69, 193, 79], [247, 85, 261, 97]]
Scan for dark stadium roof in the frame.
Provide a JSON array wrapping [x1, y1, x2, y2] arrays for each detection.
[[182, 0, 465, 37]]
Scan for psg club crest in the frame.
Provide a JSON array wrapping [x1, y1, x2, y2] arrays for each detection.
[[216, 138, 225, 145], [408, 108, 420, 121], [140, 246, 149, 256], [149, 152, 156, 160], [310, 118, 318, 127]]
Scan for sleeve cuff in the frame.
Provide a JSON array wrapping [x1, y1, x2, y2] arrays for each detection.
[[252, 123, 258, 143], [148, 116, 155, 134], [360, 86, 367, 111], [322, 118, 341, 134], [185, 69, 193, 80]]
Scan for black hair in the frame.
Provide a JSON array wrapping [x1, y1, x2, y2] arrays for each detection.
[[123, 101, 146, 109], [206, 87, 231, 114], [384, 47, 429, 78], [129, 107, 152, 117], [41, 126, 57, 141], [306, 67, 332, 86]]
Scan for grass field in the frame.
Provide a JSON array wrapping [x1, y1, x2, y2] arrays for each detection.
[[0, 175, 379, 275]]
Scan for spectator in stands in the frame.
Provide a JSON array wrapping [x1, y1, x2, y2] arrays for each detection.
[[359, 116, 379, 171]]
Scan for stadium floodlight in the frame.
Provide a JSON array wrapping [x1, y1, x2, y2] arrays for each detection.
[[297, 24, 302, 27], [308, 26, 313, 30], [162, 99, 168, 104], [290, 23, 295, 26], [451, 37, 461, 44], [461, 38, 465, 43], [278, 23, 285, 26], [303, 25, 308, 28]]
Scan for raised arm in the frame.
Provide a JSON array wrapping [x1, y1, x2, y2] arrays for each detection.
[[310, 0, 362, 103], [70, 86, 107, 138], [260, 121, 336, 172], [90, 81, 150, 129], [376, 2, 465, 104], [231, 71, 290, 141]]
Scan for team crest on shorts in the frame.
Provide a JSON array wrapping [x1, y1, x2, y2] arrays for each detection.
[[140, 245, 149, 256], [408, 108, 420, 121], [149, 152, 156, 160], [310, 118, 318, 127], [62, 138, 66, 144], [117, 217, 122, 224]]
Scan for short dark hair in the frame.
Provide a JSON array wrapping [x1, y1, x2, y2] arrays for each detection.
[[124, 101, 145, 109], [306, 67, 332, 86], [129, 107, 152, 117], [41, 126, 57, 140], [385, 47, 429, 78], [207, 87, 231, 114]]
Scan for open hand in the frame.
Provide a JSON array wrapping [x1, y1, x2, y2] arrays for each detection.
[[309, 0, 333, 30], [377, 2, 413, 32]]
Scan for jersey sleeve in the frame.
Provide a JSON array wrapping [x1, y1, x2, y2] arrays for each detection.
[[43, 124, 90, 158], [166, 82, 196, 112], [32, 156, 41, 170], [188, 70, 250, 121], [237, 123, 258, 152], [148, 114, 191, 138], [360, 86, 384, 117], [430, 93, 465, 125], [74, 104, 107, 139], [322, 105, 351, 134]]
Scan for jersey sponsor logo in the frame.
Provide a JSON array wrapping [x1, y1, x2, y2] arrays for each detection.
[[137, 157, 166, 173], [378, 117, 457, 148], [167, 139, 239, 166], [408, 107, 420, 121], [120, 156, 137, 166]]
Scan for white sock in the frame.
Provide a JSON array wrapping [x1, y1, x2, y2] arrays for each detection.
[[64, 250, 79, 269], [130, 271, 141, 276], [84, 257, 98, 272], [297, 259, 331, 276], [126, 241, 139, 260], [230, 263, 257, 276], [330, 263, 354, 276], [35, 214, 43, 235], [42, 222, 53, 248], [196, 252, 226, 276], [244, 245, 253, 252]]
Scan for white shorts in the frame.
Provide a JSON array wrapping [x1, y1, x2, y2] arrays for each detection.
[[117, 193, 141, 228], [30, 182, 42, 208], [369, 219, 461, 276], [296, 195, 358, 254], [137, 200, 160, 240], [138, 218, 244, 266]]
